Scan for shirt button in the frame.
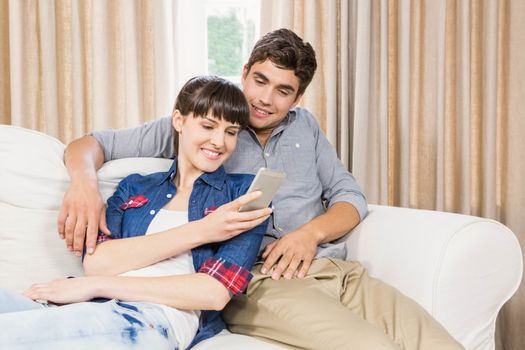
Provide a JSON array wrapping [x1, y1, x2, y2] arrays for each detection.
[[166, 193, 173, 198], [264, 152, 270, 157], [149, 210, 156, 215], [295, 143, 300, 148]]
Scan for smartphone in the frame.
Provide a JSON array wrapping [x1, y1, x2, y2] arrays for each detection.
[[239, 168, 286, 212]]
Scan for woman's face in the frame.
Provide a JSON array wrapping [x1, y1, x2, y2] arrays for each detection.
[[173, 111, 241, 174]]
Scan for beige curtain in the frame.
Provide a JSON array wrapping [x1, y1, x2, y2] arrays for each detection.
[[261, 1, 525, 349], [0, 0, 178, 144]]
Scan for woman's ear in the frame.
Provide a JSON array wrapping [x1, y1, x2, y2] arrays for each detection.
[[172, 110, 184, 134]]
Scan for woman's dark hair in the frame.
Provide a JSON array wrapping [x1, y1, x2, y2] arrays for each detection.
[[174, 75, 249, 128], [246, 28, 317, 97]]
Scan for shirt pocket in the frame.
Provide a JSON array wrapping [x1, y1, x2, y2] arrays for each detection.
[[280, 139, 317, 182]]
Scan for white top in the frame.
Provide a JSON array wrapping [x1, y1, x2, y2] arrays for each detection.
[[119, 209, 199, 349]]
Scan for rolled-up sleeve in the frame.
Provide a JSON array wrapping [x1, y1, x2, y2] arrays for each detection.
[[198, 257, 253, 296], [312, 117, 368, 220]]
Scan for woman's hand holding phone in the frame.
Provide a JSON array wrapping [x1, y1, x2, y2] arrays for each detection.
[[195, 168, 284, 244], [196, 191, 272, 243]]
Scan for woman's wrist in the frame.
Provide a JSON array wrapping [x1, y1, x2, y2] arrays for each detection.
[[186, 220, 209, 246], [89, 275, 111, 298]]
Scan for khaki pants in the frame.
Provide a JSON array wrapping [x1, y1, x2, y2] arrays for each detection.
[[222, 258, 463, 350]]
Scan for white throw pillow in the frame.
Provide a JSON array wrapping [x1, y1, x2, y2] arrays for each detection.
[[98, 158, 173, 202]]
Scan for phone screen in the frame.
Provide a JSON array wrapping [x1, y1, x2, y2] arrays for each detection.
[[239, 168, 286, 212]]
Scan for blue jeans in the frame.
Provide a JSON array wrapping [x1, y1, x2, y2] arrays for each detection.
[[0, 288, 180, 349]]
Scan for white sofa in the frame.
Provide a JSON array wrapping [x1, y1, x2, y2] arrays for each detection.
[[0, 125, 522, 350]]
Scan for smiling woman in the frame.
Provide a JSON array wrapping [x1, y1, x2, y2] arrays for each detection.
[[0, 76, 271, 349]]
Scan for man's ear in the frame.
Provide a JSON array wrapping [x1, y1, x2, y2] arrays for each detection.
[[241, 64, 249, 82], [172, 110, 184, 133], [291, 93, 303, 109]]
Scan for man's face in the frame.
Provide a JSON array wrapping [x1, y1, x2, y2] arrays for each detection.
[[241, 59, 302, 134]]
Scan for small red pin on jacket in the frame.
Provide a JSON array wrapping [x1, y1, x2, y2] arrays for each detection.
[[119, 195, 149, 210]]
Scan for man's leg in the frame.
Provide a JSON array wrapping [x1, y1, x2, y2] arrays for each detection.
[[333, 259, 464, 350], [0, 299, 179, 350], [223, 259, 463, 350], [223, 262, 400, 350]]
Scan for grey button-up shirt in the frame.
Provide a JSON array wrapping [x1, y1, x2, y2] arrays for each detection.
[[92, 108, 367, 259]]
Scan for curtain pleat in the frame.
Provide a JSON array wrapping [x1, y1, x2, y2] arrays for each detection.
[[56, 0, 72, 141], [387, 0, 398, 206], [443, 0, 457, 212], [470, 0, 483, 216], [0, 0, 11, 125], [138, 0, 155, 128], [78, 0, 92, 134]]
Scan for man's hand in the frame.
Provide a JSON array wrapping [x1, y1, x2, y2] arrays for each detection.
[[260, 202, 361, 280], [260, 228, 319, 280], [198, 191, 272, 243], [23, 276, 100, 304], [57, 179, 110, 257]]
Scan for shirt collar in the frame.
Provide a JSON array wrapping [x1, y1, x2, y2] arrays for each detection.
[[158, 159, 179, 185], [199, 165, 226, 190], [159, 158, 226, 190], [245, 109, 297, 141], [271, 109, 296, 135]]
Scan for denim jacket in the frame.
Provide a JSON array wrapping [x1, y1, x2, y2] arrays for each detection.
[[102, 159, 267, 347]]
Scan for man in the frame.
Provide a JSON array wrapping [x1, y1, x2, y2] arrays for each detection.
[[60, 29, 463, 349]]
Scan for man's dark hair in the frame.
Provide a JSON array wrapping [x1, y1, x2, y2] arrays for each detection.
[[246, 28, 317, 97], [174, 75, 249, 128]]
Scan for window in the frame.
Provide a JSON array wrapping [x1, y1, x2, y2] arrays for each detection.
[[206, 0, 259, 84], [175, 0, 260, 89]]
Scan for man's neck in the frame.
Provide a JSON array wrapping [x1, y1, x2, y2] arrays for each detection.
[[255, 129, 272, 146]]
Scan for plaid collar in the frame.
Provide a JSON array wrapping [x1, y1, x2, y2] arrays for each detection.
[[159, 158, 227, 190]]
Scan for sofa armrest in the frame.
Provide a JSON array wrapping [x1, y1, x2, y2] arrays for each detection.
[[346, 204, 522, 349]]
